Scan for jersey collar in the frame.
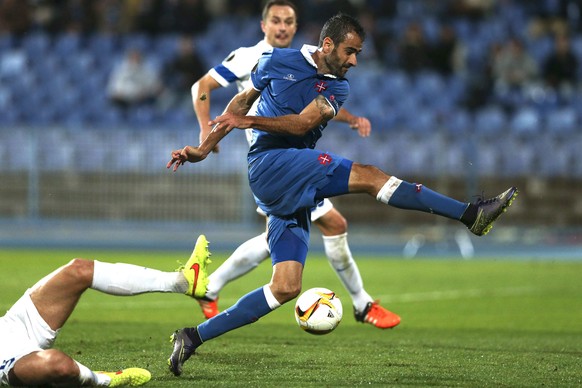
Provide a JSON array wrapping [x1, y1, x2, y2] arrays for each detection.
[[300, 44, 337, 79]]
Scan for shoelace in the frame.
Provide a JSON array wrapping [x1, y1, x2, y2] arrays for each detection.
[[366, 303, 386, 318], [472, 191, 498, 205]]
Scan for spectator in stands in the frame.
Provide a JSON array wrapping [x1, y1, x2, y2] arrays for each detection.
[[160, 36, 206, 110], [107, 48, 163, 111], [0, 0, 31, 35], [492, 37, 539, 111], [429, 24, 466, 77], [398, 22, 431, 75], [448, 0, 497, 21], [463, 42, 500, 111], [542, 33, 578, 100], [158, 0, 210, 35]]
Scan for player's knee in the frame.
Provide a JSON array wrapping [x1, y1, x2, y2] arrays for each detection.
[[64, 259, 94, 286], [317, 210, 348, 236], [353, 163, 390, 194], [40, 350, 78, 380], [327, 213, 348, 235], [270, 282, 302, 304]]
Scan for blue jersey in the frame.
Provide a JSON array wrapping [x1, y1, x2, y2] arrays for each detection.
[[248, 45, 349, 153], [243, 45, 353, 258]]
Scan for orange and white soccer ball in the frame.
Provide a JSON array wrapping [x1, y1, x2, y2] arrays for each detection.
[[294, 287, 343, 335]]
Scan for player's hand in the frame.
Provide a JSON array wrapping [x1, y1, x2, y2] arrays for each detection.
[[349, 116, 371, 137], [209, 112, 252, 132], [166, 146, 206, 172]]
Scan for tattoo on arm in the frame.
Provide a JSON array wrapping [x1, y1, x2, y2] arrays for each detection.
[[315, 95, 334, 121]]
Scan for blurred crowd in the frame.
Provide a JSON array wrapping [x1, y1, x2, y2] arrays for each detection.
[[1, 0, 582, 119]]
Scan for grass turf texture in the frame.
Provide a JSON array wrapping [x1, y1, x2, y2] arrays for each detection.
[[1, 248, 581, 387]]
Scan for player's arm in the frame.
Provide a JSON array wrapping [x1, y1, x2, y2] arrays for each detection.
[[210, 94, 334, 136], [167, 87, 261, 171], [334, 107, 371, 137], [191, 73, 222, 152]]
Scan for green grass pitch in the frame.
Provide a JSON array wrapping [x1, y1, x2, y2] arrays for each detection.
[[1, 248, 581, 387]]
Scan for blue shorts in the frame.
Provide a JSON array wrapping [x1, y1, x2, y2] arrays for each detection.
[[268, 211, 310, 266], [249, 148, 353, 264], [248, 148, 352, 217]]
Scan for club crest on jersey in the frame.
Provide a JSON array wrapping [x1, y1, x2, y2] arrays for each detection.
[[318, 153, 332, 165], [314, 81, 327, 93]]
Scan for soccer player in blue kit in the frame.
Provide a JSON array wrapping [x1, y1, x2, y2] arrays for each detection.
[[166, 13, 518, 376], [191, 0, 399, 330]]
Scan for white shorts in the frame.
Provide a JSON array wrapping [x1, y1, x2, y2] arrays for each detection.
[[256, 198, 334, 222], [0, 291, 58, 386]]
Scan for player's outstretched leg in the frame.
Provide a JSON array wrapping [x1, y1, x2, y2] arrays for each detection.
[[96, 368, 151, 387], [181, 235, 212, 299], [468, 187, 518, 236], [372, 170, 518, 236], [354, 301, 401, 329]]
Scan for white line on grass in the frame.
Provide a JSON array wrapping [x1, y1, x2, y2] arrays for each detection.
[[376, 286, 537, 303]]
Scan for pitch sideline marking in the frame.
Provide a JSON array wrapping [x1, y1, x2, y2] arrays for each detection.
[[376, 286, 536, 303]]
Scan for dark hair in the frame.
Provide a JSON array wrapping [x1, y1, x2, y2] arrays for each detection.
[[318, 13, 365, 47], [262, 0, 298, 22]]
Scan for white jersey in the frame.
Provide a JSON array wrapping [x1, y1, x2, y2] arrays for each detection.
[[208, 39, 273, 144], [209, 39, 273, 94]]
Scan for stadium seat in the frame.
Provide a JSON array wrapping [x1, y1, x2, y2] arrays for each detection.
[[443, 109, 473, 136], [86, 34, 119, 58], [546, 107, 578, 139], [414, 71, 446, 105], [0, 49, 27, 77], [474, 106, 507, 138], [501, 137, 537, 176], [381, 71, 410, 102], [404, 108, 438, 134], [53, 34, 82, 57], [509, 107, 542, 137], [21, 33, 50, 61]]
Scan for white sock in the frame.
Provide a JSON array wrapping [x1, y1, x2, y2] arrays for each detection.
[[74, 361, 101, 386], [206, 233, 270, 300], [263, 284, 282, 309], [92, 261, 187, 296], [376, 176, 403, 204], [323, 233, 373, 312]]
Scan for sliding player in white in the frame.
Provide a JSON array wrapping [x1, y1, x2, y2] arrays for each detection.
[[0, 235, 210, 386]]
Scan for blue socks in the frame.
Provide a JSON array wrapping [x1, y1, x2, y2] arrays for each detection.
[[378, 178, 469, 220], [197, 286, 273, 342]]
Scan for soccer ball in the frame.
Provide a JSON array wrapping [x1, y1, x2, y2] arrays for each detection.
[[294, 287, 343, 335]]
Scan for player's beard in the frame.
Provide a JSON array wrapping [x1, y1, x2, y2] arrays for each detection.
[[325, 49, 351, 77]]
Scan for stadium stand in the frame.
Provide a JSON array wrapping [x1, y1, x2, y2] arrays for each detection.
[[1, 0, 581, 228]]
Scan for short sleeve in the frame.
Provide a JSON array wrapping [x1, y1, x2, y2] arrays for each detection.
[[250, 51, 273, 91], [324, 80, 349, 116]]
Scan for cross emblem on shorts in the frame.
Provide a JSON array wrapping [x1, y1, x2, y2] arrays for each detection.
[[318, 153, 332, 165]]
